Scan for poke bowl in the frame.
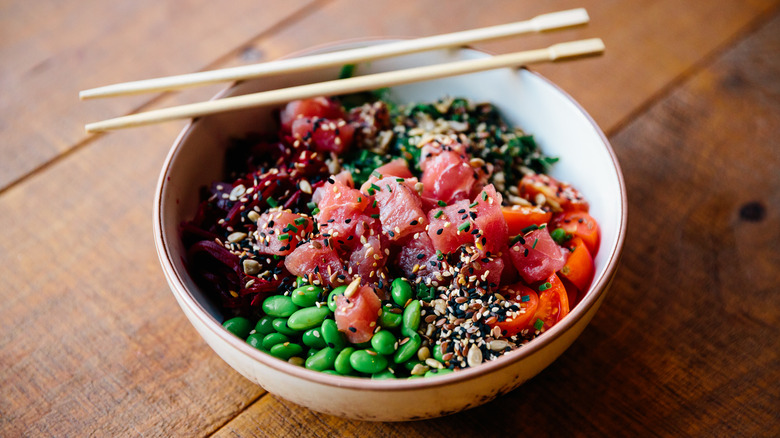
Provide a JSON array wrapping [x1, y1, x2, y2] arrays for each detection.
[[153, 41, 627, 421]]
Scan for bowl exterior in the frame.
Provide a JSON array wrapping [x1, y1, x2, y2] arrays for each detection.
[[154, 42, 626, 421]]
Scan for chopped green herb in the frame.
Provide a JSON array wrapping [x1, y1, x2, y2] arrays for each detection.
[[520, 224, 539, 234], [278, 233, 290, 241], [294, 218, 308, 226], [312, 208, 320, 215], [534, 319, 544, 331], [371, 214, 380, 219], [434, 210, 444, 219], [371, 170, 382, 179], [481, 191, 487, 201], [284, 224, 298, 233], [339, 64, 356, 79], [437, 200, 447, 207], [395, 178, 405, 182], [306, 201, 317, 210], [457, 222, 470, 232], [538, 282, 552, 291], [532, 238, 538, 249], [550, 228, 571, 245], [520, 294, 531, 302], [469, 201, 478, 208], [266, 197, 278, 208], [436, 250, 444, 260]]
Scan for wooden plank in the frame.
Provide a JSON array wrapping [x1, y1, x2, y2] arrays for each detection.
[[0, 0, 317, 191], [239, 0, 778, 135], [212, 3, 780, 437]]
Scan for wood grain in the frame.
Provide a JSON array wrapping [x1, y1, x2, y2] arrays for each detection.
[[212, 4, 780, 438], [0, 0, 778, 436], [0, 0, 318, 191]]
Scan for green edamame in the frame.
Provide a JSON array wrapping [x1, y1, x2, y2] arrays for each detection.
[[223, 317, 252, 339], [402, 299, 421, 331], [379, 308, 402, 329], [349, 349, 388, 374], [254, 315, 276, 335], [262, 295, 299, 317], [321, 319, 346, 350], [246, 332, 264, 350], [269, 342, 303, 360], [394, 331, 422, 364], [424, 368, 453, 377], [305, 347, 339, 371], [391, 278, 412, 307], [272, 318, 300, 336], [371, 369, 396, 380], [302, 327, 327, 349], [370, 330, 397, 355], [334, 347, 355, 375], [261, 332, 289, 350], [327, 285, 347, 312], [287, 306, 331, 331], [291, 285, 323, 307]]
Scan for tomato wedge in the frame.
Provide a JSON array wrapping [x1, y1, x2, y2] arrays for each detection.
[[532, 273, 570, 331], [502, 206, 552, 237], [518, 173, 589, 212], [558, 237, 595, 293], [550, 211, 600, 254], [492, 283, 538, 337]]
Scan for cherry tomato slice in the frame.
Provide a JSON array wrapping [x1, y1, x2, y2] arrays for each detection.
[[558, 237, 595, 293], [550, 211, 600, 255], [501, 206, 552, 237], [492, 283, 539, 337], [532, 273, 570, 331]]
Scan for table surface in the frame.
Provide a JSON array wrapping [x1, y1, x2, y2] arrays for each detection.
[[2, 1, 779, 436]]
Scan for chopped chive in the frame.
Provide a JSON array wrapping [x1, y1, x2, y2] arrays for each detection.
[[395, 178, 405, 182], [520, 224, 539, 234], [532, 238, 538, 249], [371, 214, 380, 219], [520, 294, 531, 302], [510, 235, 525, 246], [284, 224, 298, 233], [357, 197, 362, 203], [469, 201, 478, 208], [367, 188, 376, 196], [306, 201, 316, 210], [371, 171, 382, 179], [481, 191, 487, 201], [370, 183, 381, 191], [312, 207, 320, 214], [372, 200, 378, 208], [278, 233, 290, 241], [434, 210, 444, 219], [294, 218, 308, 226], [534, 319, 544, 331], [437, 200, 447, 207], [436, 250, 444, 260], [386, 184, 392, 193], [266, 197, 278, 208], [457, 222, 470, 232], [538, 282, 552, 291]]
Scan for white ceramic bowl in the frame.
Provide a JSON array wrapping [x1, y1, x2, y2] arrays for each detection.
[[153, 42, 627, 421]]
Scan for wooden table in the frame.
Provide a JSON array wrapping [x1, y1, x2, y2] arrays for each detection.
[[2, 1, 778, 436]]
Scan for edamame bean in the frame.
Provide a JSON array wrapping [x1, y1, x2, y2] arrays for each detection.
[[379, 308, 402, 329], [391, 278, 412, 307], [308, 348, 319, 358], [349, 349, 388, 374], [261, 332, 289, 350], [296, 277, 306, 287], [246, 332, 264, 350], [302, 327, 327, 349], [320, 319, 346, 350], [370, 330, 397, 356], [402, 299, 421, 331], [327, 286, 347, 312], [272, 318, 300, 336], [291, 285, 323, 307], [223, 317, 252, 339], [432, 344, 444, 362], [334, 347, 355, 375], [262, 295, 299, 317], [269, 342, 303, 360], [424, 368, 454, 377], [322, 370, 341, 376], [371, 369, 396, 380], [254, 315, 276, 335], [394, 331, 422, 364], [305, 347, 339, 371], [287, 306, 331, 331]]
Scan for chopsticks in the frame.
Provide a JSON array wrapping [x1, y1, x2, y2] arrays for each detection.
[[84, 39, 605, 133], [80, 8, 590, 99], [82, 8, 605, 133]]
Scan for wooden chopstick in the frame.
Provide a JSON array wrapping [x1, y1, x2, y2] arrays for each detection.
[[79, 8, 589, 99], [84, 38, 604, 133]]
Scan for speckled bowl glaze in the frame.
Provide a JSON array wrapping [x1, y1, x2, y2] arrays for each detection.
[[153, 41, 627, 421]]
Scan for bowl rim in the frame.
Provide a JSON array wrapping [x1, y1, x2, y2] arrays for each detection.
[[153, 41, 628, 392]]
